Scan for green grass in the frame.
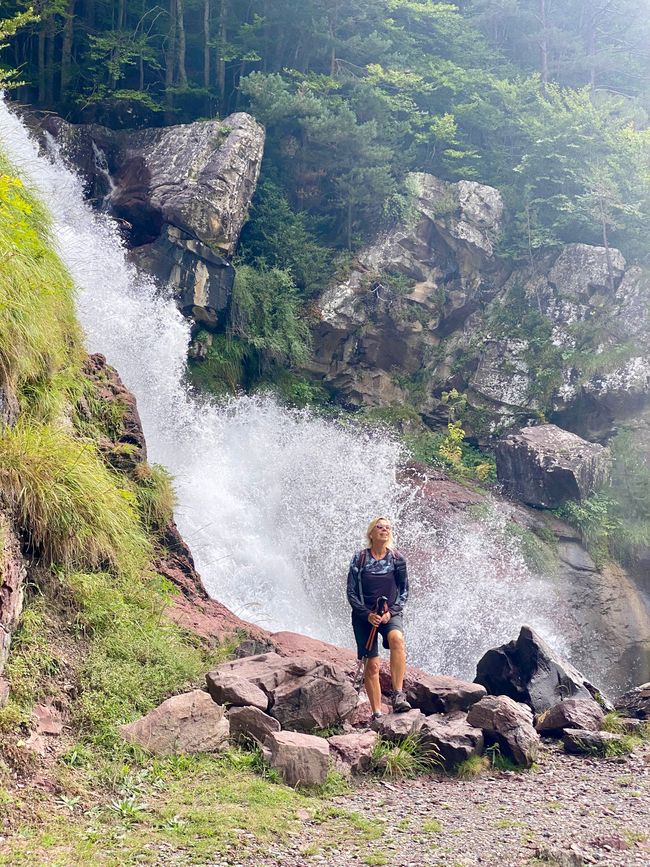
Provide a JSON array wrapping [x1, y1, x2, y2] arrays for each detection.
[[422, 819, 443, 833], [455, 754, 490, 778], [132, 462, 176, 532], [0, 421, 151, 574], [372, 732, 442, 778]]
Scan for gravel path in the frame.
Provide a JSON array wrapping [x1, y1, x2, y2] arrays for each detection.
[[216, 741, 650, 867]]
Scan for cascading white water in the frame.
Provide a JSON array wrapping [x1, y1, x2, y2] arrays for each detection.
[[0, 98, 566, 680]]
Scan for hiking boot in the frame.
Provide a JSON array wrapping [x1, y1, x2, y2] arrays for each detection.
[[371, 710, 382, 721], [392, 690, 411, 713]]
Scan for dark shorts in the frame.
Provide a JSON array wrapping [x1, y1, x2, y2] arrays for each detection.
[[352, 614, 404, 659]]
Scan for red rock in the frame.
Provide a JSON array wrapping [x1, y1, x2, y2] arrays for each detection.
[[33, 704, 63, 736], [265, 730, 329, 787], [0, 513, 27, 676], [328, 730, 378, 776], [228, 705, 280, 745], [372, 709, 425, 742], [467, 694, 539, 768], [205, 672, 268, 711], [120, 689, 229, 755], [535, 698, 604, 735], [615, 682, 650, 719], [419, 711, 484, 770], [563, 728, 627, 755]]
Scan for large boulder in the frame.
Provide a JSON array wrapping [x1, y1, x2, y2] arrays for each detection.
[[228, 705, 281, 745], [207, 653, 357, 731], [535, 698, 605, 735], [495, 424, 610, 509], [328, 730, 378, 776], [265, 731, 330, 787], [41, 112, 264, 327], [400, 671, 486, 715], [615, 682, 650, 719], [475, 626, 607, 715], [467, 695, 539, 768], [418, 711, 484, 771], [119, 690, 229, 755], [548, 244, 626, 298]]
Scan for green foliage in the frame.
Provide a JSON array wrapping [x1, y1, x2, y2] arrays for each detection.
[[0, 159, 82, 396], [132, 463, 177, 533], [0, 421, 151, 575], [372, 732, 442, 778], [557, 493, 618, 569], [455, 754, 490, 779]]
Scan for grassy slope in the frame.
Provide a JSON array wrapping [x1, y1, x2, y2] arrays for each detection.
[[0, 148, 344, 863]]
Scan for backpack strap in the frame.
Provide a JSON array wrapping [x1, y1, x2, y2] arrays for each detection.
[[358, 548, 368, 571]]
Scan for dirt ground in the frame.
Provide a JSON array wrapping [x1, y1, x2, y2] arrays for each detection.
[[215, 741, 650, 867]]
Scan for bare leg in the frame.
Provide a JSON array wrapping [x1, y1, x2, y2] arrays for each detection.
[[388, 630, 406, 692], [364, 657, 382, 713]]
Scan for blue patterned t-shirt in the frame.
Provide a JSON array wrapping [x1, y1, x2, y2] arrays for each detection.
[[360, 550, 398, 611]]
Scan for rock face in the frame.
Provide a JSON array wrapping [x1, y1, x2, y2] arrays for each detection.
[[120, 689, 229, 754], [615, 683, 650, 719], [467, 695, 539, 767], [495, 425, 610, 509], [535, 698, 605, 735], [265, 730, 330, 787], [418, 711, 485, 770], [475, 626, 607, 714], [41, 113, 264, 328], [205, 672, 269, 712], [401, 671, 486, 716], [207, 653, 358, 731]]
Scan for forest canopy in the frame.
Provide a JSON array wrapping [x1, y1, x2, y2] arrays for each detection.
[[2, 1, 650, 275]]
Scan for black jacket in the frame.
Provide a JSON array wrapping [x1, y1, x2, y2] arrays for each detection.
[[346, 548, 409, 619]]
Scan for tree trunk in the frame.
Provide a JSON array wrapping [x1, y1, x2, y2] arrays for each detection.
[[539, 0, 549, 93], [45, 14, 55, 105], [37, 20, 46, 103], [217, 0, 228, 111], [60, 0, 75, 96], [600, 199, 614, 291], [164, 0, 177, 118], [176, 0, 188, 88], [203, 0, 211, 88]]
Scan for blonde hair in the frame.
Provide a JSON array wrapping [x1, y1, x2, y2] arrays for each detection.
[[365, 516, 394, 550]]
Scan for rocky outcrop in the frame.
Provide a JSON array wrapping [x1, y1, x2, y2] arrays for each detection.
[[206, 672, 269, 711], [41, 113, 264, 328], [328, 730, 378, 777], [562, 728, 626, 756], [467, 695, 539, 768], [475, 626, 608, 714], [495, 424, 610, 508], [119, 689, 230, 754], [371, 709, 426, 742], [228, 705, 281, 745]]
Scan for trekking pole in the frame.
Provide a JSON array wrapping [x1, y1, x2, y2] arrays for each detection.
[[353, 596, 388, 691]]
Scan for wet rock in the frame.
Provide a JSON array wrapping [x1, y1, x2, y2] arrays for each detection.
[[265, 730, 329, 787], [548, 243, 625, 298], [495, 424, 610, 509], [467, 695, 539, 767], [563, 728, 626, 755], [535, 698, 604, 735], [327, 730, 378, 776], [418, 711, 484, 770], [228, 705, 280, 746], [42, 112, 264, 326], [475, 625, 608, 714], [614, 682, 650, 719], [205, 672, 269, 712], [371, 709, 425, 743], [120, 689, 229, 755]]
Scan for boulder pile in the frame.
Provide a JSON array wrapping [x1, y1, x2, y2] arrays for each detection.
[[119, 628, 647, 786]]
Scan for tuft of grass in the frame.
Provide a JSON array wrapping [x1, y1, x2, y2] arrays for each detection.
[[372, 732, 441, 778], [0, 421, 151, 574], [0, 163, 83, 397], [455, 754, 490, 778], [422, 818, 443, 833], [601, 711, 626, 734], [132, 462, 177, 532], [363, 854, 389, 866]]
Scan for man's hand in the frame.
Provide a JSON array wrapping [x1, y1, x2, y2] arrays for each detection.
[[381, 611, 391, 624], [368, 611, 382, 626]]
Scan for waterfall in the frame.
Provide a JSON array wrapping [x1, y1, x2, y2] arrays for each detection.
[[0, 98, 566, 681]]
